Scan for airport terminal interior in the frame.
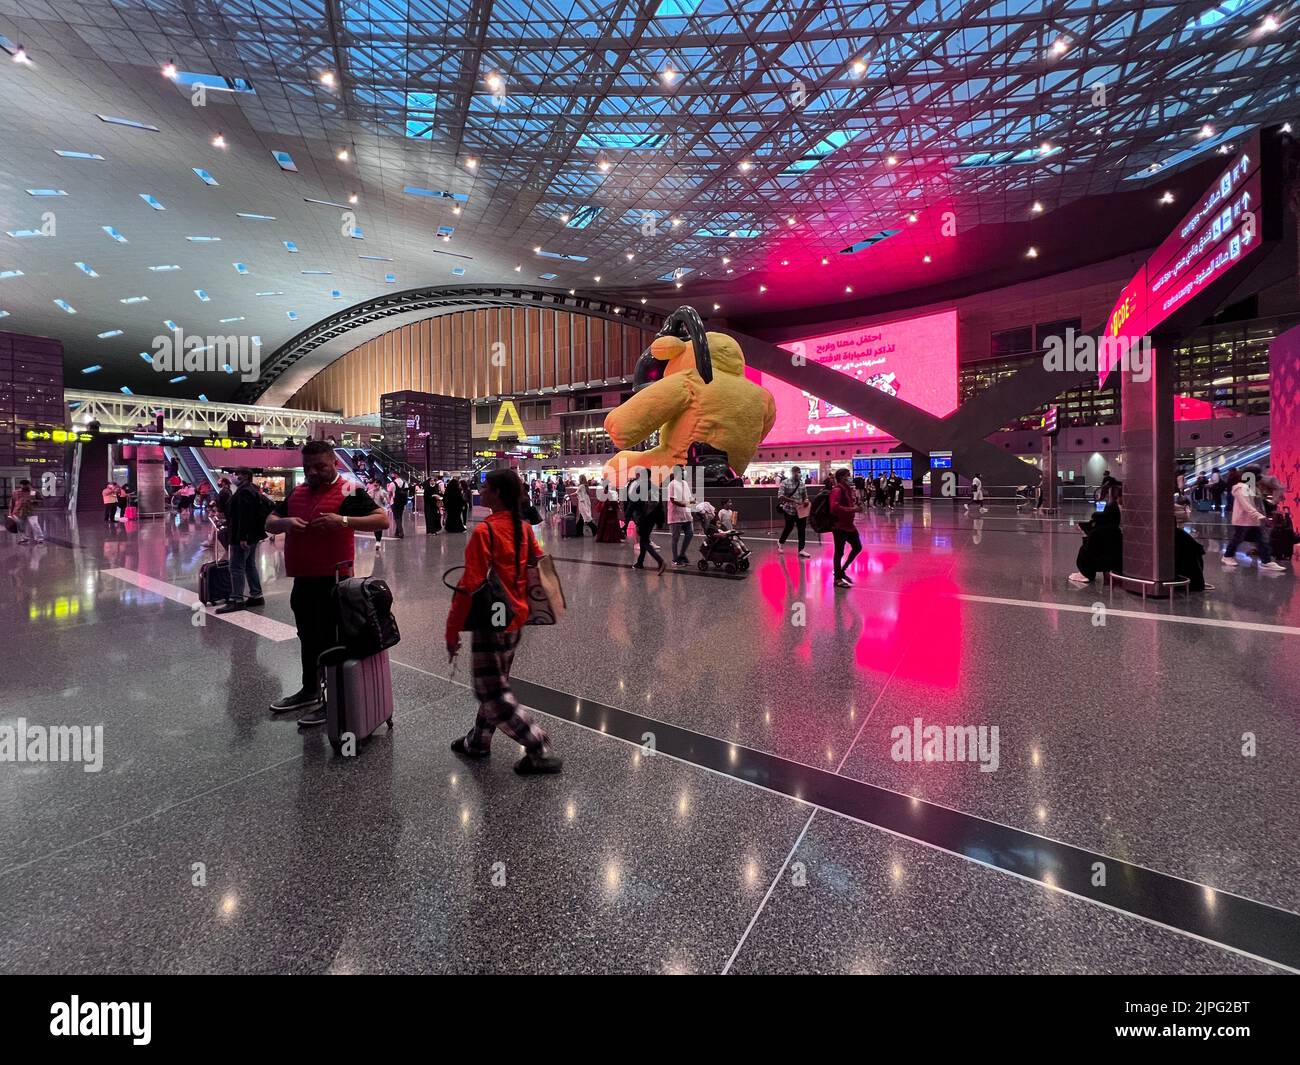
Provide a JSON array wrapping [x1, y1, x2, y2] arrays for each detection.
[[2, 1, 1300, 976]]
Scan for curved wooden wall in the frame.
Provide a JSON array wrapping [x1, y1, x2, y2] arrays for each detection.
[[286, 307, 657, 417]]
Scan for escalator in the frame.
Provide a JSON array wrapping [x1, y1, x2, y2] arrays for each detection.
[[168, 446, 219, 489], [1181, 427, 1271, 480]]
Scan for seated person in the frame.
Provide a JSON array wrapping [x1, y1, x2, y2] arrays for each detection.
[[717, 499, 738, 531], [1068, 502, 1123, 584]]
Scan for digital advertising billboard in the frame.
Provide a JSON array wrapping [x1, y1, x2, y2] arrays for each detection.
[[755, 310, 958, 446]]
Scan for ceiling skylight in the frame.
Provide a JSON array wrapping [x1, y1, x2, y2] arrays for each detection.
[[53, 299, 76, 313], [101, 226, 128, 242], [26, 189, 66, 197], [192, 168, 219, 187], [271, 150, 298, 172], [54, 150, 104, 160], [99, 115, 159, 131], [139, 194, 165, 210]]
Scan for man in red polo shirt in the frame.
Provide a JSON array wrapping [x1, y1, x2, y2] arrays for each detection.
[[265, 440, 388, 726]]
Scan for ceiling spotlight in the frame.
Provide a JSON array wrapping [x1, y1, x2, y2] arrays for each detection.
[[626, 252, 634, 261], [486, 73, 503, 92], [1038, 141, 1053, 155], [726, 268, 733, 274], [886, 154, 898, 166], [1282, 122, 1293, 134], [1031, 201, 1044, 213], [212, 132, 227, 149], [597, 159, 610, 172], [671, 218, 682, 227], [923, 254, 932, 263], [906, 212, 918, 223], [594, 275, 601, 282], [712, 303, 720, 311], [781, 259, 789, 266], [466, 157, 478, 169], [348, 193, 358, 204], [1199, 124, 1215, 139], [721, 256, 730, 264], [1159, 191, 1175, 205], [759, 285, 767, 293], [674, 282, 682, 289], [844, 285, 853, 294], [1026, 246, 1039, 258], [559, 213, 569, 223], [787, 217, 796, 225], [640, 298, 647, 304], [320, 71, 335, 87], [1050, 38, 1069, 56], [337, 148, 349, 161], [11, 44, 30, 65], [514, 264, 522, 272], [1261, 14, 1280, 32], [162, 61, 177, 79], [661, 67, 677, 84], [452, 205, 461, 214], [738, 160, 753, 172], [821, 257, 829, 265], [851, 59, 866, 76], [568, 288, 575, 295]]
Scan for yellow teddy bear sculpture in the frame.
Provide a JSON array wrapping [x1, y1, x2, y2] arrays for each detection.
[[602, 323, 776, 488]]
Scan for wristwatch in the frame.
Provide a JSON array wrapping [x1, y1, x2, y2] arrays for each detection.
[[342, 515, 349, 527]]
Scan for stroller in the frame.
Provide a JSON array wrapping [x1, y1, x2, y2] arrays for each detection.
[[697, 521, 751, 573]]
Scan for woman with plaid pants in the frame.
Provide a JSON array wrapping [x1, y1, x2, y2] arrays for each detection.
[[445, 470, 563, 775]]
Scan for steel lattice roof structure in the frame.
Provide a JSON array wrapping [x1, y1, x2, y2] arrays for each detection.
[[0, 0, 1296, 400]]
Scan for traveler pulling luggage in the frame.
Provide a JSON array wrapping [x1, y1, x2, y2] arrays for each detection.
[[320, 563, 399, 755]]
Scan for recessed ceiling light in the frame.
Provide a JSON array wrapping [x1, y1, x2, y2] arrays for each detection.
[[721, 256, 730, 264], [1050, 38, 1069, 56], [671, 218, 682, 227], [674, 282, 682, 289], [337, 148, 349, 160], [1261, 14, 1280, 32], [844, 285, 853, 294], [559, 213, 569, 222], [1026, 246, 1039, 258], [466, 157, 477, 168], [1031, 201, 1044, 213], [348, 193, 358, 204], [712, 303, 720, 311], [851, 59, 866, 75], [907, 212, 918, 222], [1038, 141, 1053, 154], [640, 298, 647, 304], [626, 252, 634, 261], [514, 264, 521, 271], [738, 160, 753, 172], [1199, 124, 1215, 139], [787, 217, 796, 225], [821, 257, 829, 265], [212, 133, 226, 149], [597, 159, 610, 172], [886, 155, 898, 166], [781, 259, 789, 266], [923, 254, 932, 263], [594, 275, 601, 282], [320, 71, 334, 87], [661, 67, 677, 84], [11, 44, 30, 65], [162, 62, 177, 79], [1281, 122, 1292, 134], [1159, 191, 1175, 204], [759, 285, 767, 293], [486, 73, 503, 92], [452, 205, 461, 214], [568, 288, 575, 295]]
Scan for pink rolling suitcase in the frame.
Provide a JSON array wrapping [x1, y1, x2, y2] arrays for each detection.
[[321, 647, 394, 754]]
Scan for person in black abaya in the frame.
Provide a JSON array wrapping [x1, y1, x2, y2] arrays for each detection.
[[1068, 502, 1123, 584], [444, 478, 467, 533]]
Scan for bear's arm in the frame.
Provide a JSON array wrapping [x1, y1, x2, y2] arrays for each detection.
[[603, 375, 694, 448]]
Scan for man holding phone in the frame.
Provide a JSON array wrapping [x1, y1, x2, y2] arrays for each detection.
[[265, 440, 389, 726]]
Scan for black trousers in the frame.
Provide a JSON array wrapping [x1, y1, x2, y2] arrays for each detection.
[[635, 520, 663, 566], [290, 576, 337, 693], [393, 504, 405, 537], [832, 529, 862, 579], [779, 512, 807, 550]]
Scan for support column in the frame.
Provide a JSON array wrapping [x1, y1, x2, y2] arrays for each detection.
[[1040, 436, 1058, 515], [1120, 340, 1176, 590]]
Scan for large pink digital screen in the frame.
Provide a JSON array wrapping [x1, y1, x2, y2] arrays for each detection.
[[757, 310, 958, 445]]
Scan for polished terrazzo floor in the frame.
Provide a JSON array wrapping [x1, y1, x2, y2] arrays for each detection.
[[1, 501, 1297, 974]]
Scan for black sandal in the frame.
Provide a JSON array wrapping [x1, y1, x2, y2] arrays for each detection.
[[450, 737, 490, 759]]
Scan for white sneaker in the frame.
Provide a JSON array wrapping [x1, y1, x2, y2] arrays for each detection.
[[834, 578, 851, 588], [776, 542, 783, 552], [1066, 572, 1091, 584], [1221, 556, 1238, 567], [798, 550, 811, 558], [979, 507, 989, 514], [1260, 561, 1287, 572]]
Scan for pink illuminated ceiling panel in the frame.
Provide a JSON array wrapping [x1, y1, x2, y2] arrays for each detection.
[[756, 310, 958, 446]]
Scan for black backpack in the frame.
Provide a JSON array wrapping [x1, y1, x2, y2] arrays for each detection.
[[809, 490, 833, 533], [333, 576, 401, 657]]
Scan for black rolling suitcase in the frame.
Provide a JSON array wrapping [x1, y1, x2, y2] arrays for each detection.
[[198, 533, 232, 606]]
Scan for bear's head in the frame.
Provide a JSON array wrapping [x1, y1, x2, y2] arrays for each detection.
[[647, 330, 747, 379]]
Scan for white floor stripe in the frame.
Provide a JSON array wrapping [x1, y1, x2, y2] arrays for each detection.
[[100, 567, 299, 641], [952, 591, 1300, 636]]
